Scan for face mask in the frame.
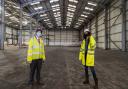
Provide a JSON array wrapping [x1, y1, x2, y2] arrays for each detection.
[[36, 32, 42, 37]]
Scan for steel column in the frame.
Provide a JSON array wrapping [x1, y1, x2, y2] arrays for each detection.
[[29, 16, 32, 38], [121, 0, 127, 52], [95, 15, 98, 44], [0, 0, 5, 50], [19, 6, 23, 48], [105, 5, 109, 50]]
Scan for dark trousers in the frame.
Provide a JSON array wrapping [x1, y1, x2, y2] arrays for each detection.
[[84, 66, 98, 85], [29, 59, 42, 83]]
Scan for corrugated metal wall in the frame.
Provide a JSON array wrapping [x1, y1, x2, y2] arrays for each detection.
[[21, 29, 80, 46], [88, 0, 128, 51], [5, 26, 18, 45], [89, 10, 106, 49], [22, 30, 30, 45], [46, 30, 80, 46], [97, 11, 105, 49], [109, 0, 122, 50]]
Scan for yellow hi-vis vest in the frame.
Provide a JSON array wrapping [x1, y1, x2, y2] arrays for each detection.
[[27, 36, 46, 62], [79, 35, 96, 66]]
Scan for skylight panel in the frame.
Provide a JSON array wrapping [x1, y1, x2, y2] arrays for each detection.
[[50, 0, 59, 3], [88, 1, 97, 6], [52, 4, 59, 8], [83, 11, 90, 14], [68, 4, 76, 8], [40, 14, 47, 17], [69, 0, 78, 3], [81, 14, 88, 18], [31, 2, 40, 5], [34, 6, 43, 10], [85, 7, 93, 11]]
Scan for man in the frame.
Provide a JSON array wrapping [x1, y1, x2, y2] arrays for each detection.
[[79, 29, 98, 89], [27, 28, 46, 85]]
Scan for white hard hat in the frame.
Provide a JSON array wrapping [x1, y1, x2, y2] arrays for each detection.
[[84, 29, 90, 33]]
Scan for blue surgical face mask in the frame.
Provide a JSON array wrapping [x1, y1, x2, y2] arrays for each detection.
[[36, 32, 42, 37]]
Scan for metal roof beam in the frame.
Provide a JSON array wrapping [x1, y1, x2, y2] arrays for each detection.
[[20, 0, 47, 7], [30, 9, 50, 16]]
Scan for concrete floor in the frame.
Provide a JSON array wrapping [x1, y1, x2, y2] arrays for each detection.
[[0, 46, 128, 89]]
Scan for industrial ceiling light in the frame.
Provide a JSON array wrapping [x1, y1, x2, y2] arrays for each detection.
[[85, 7, 93, 11], [55, 17, 61, 19], [68, 7, 75, 10], [13, 5, 20, 9], [67, 18, 72, 21], [54, 15, 60, 17], [52, 4, 59, 8], [68, 4, 76, 8], [31, 2, 40, 5], [69, 0, 78, 3], [52, 6, 60, 9], [76, 23, 81, 25], [50, 0, 59, 3], [5, 13, 11, 16], [67, 15, 73, 17], [67, 17, 72, 19], [67, 12, 74, 16], [53, 8, 60, 12], [81, 14, 88, 18], [23, 20, 28, 25], [78, 19, 84, 22], [68, 8, 75, 12], [40, 14, 47, 17], [83, 11, 90, 14], [67, 18, 72, 20], [88, 1, 97, 6], [75, 25, 79, 27], [54, 12, 60, 15], [44, 19, 49, 21], [34, 6, 43, 10]]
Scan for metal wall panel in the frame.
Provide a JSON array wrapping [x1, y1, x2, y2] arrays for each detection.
[[91, 19, 96, 38], [97, 11, 105, 49], [22, 30, 29, 45], [87, 0, 126, 50], [5, 26, 18, 45], [109, 0, 122, 50], [47, 30, 79, 46], [48, 31, 55, 46], [6, 27, 11, 32]]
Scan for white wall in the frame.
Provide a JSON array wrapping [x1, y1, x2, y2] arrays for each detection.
[[5, 26, 18, 45], [48, 30, 80, 46], [109, 0, 122, 49], [97, 11, 105, 49], [88, 0, 127, 50]]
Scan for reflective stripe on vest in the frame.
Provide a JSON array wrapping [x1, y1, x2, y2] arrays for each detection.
[[32, 52, 44, 55]]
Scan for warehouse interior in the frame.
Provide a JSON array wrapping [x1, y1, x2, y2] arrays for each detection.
[[0, 0, 128, 89]]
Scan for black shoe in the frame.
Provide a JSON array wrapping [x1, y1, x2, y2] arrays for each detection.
[[93, 85, 98, 89], [28, 81, 34, 86], [37, 82, 44, 86], [83, 80, 89, 84]]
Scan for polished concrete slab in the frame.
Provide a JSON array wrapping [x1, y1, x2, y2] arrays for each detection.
[[0, 47, 128, 89]]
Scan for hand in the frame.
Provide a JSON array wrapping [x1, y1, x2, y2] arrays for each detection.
[[28, 61, 32, 64], [42, 60, 45, 63]]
